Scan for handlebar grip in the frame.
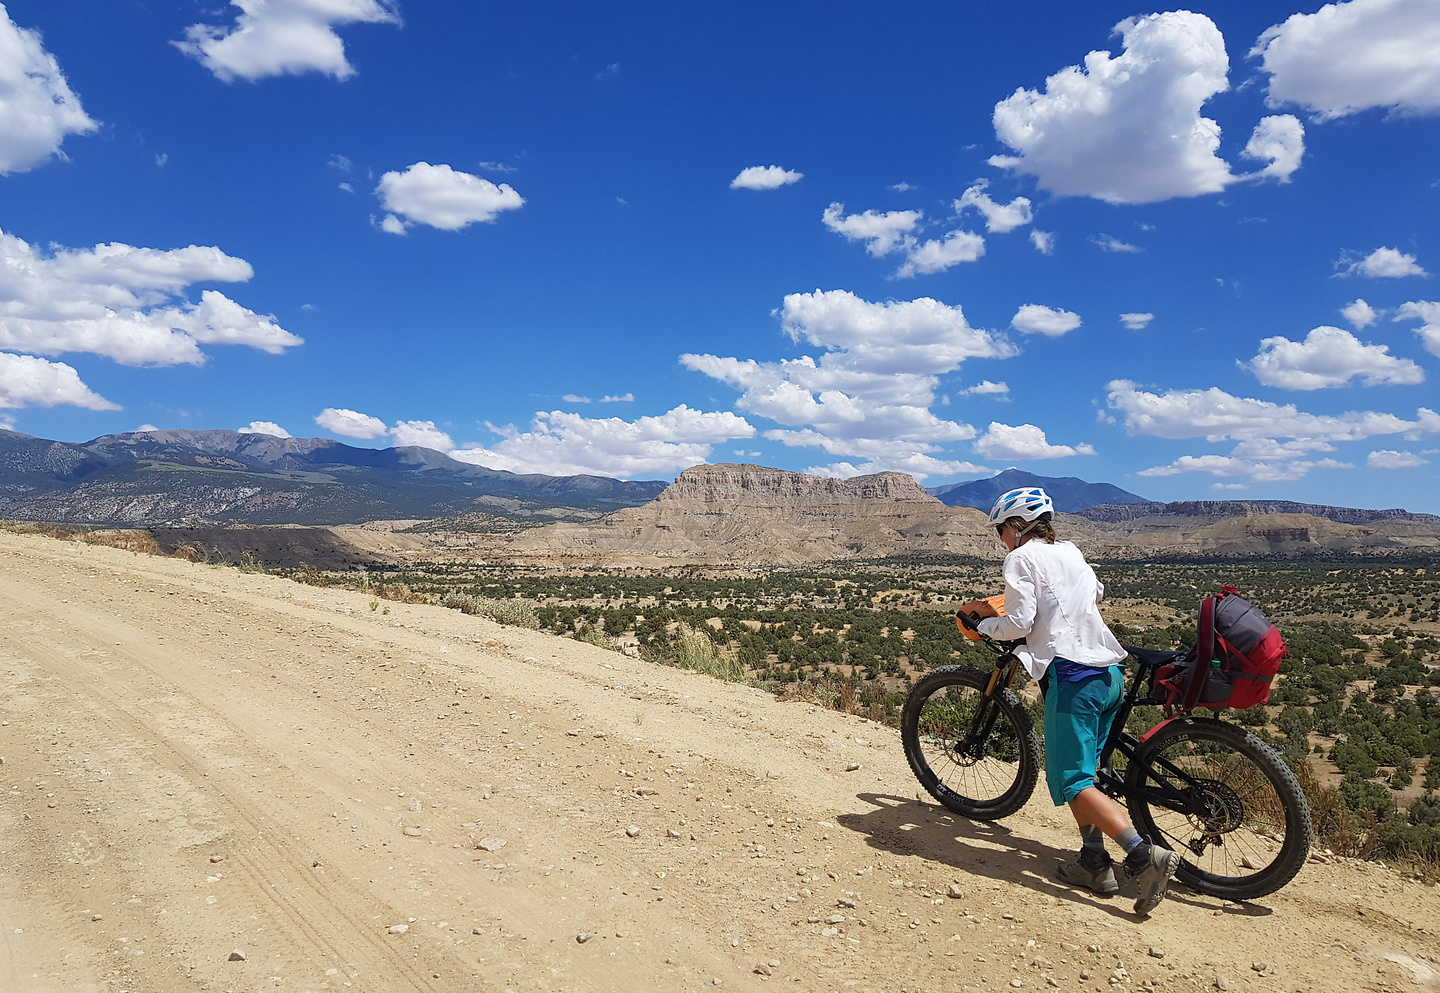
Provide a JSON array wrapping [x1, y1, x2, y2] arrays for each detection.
[[956, 609, 982, 632]]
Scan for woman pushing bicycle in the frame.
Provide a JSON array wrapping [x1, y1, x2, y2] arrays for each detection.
[[958, 486, 1182, 916]]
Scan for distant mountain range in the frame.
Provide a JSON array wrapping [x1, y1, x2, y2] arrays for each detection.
[[927, 468, 1153, 512], [0, 429, 666, 526], [1075, 500, 1440, 525]]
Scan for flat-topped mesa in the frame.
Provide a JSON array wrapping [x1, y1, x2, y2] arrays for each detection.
[[655, 463, 936, 509], [507, 462, 996, 565]]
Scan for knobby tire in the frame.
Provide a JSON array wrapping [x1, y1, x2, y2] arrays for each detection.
[[1125, 717, 1312, 901], [901, 665, 1041, 820]]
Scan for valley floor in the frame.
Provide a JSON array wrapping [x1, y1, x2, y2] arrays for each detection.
[[0, 532, 1437, 993]]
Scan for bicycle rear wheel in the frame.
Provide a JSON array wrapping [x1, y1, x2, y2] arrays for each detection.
[[901, 665, 1041, 820], [1125, 717, 1311, 901]]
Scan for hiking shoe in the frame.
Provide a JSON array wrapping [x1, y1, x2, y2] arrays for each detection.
[[1057, 854, 1118, 896], [1127, 844, 1181, 916]]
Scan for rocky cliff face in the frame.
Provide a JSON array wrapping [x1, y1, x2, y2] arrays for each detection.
[[509, 463, 999, 565], [652, 463, 935, 508], [1077, 500, 1439, 525]]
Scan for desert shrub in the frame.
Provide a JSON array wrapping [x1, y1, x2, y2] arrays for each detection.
[[378, 582, 429, 604], [575, 628, 620, 651], [171, 544, 200, 561], [439, 592, 541, 629], [83, 530, 162, 555], [658, 623, 746, 682]]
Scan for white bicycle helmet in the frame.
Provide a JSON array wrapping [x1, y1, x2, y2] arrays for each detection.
[[986, 486, 1054, 535]]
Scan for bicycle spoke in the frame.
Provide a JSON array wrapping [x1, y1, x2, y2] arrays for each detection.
[[1129, 720, 1308, 896], [902, 666, 1040, 820]]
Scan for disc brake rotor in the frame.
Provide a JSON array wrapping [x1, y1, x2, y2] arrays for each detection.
[[1184, 777, 1246, 835]]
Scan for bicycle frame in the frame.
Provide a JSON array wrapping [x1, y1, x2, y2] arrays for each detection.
[[973, 641, 1216, 822]]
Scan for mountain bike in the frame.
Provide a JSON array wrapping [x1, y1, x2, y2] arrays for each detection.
[[899, 617, 1313, 901]]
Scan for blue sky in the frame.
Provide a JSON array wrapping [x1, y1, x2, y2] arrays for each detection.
[[1, 1, 1439, 510]]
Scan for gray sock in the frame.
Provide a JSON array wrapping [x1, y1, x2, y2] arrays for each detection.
[[1117, 827, 1151, 867], [1079, 825, 1108, 868]]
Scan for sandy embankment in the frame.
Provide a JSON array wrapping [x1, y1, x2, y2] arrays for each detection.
[[0, 531, 1436, 993]]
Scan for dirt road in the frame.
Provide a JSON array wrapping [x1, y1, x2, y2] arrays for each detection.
[[0, 532, 1436, 993]]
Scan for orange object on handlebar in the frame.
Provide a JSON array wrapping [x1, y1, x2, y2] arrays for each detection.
[[955, 593, 1006, 641]]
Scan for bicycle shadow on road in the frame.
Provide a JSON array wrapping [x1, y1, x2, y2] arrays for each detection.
[[837, 792, 1271, 920]]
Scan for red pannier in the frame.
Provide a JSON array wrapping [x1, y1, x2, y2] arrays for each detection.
[[1151, 586, 1287, 712]]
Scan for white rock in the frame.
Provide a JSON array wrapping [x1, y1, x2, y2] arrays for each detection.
[[403, 826, 423, 837], [626, 825, 641, 838], [409, 801, 422, 812], [845, 762, 862, 772], [577, 932, 592, 943], [821, 927, 839, 937], [754, 963, 773, 976], [477, 837, 506, 852], [947, 884, 963, 899], [388, 924, 409, 934], [825, 915, 845, 924], [667, 829, 682, 839], [228, 949, 246, 961]]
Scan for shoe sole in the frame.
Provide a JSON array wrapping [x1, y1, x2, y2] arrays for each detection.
[[1132, 850, 1181, 916]]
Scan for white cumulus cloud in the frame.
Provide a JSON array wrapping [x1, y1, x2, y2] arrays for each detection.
[[0, 7, 96, 174], [1012, 304, 1081, 337], [1241, 114, 1305, 182], [452, 406, 754, 478], [1368, 449, 1428, 469], [895, 230, 985, 278], [822, 202, 983, 277], [973, 422, 1095, 461], [1342, 298, 1379, 329], [1138, 453, 1351, 482], [391, 419, 454, 451], [960, 380, 1010, 396], [807, 453, 990, 482], [0, 352, 116, 410], [1338, 246, 1427, 278], [1030, 230, 1055, 254], [1110, 379, 1438, 480], [821, 203, 922, 258], [954, 181, 1033, 233], [1253, 0, 1440, 120], [730, 165, 803, 190], [238, 420, 290, 437], [1396, 300, 1440, 357], [1247, 325, 1424, 390], [0, 228, 301, 366], [683, 290, 1018, 474], [175, 0, 400, 83], [1107, 381, 1440, 445], [1120, 312, 1154, 330], [376, 162, 524, 233], [1093, 235, 1142, 253], [315, 407, 388, 439], [990, 11, 1303, 204]]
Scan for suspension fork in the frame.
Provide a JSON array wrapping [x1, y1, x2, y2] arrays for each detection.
[[974, 653, 1021, 741]]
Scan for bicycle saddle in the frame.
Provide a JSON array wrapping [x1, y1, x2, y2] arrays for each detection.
[[1123, 645, 1188, 668]]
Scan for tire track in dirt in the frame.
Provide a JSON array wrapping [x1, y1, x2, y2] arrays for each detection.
[[2, 532, 1439, 993], [0, 580, 453, 993]]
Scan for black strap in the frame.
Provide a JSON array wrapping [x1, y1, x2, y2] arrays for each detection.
[[1182, 598, 1216, 712]]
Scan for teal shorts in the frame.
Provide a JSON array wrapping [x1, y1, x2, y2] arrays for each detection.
[[1041, 662, 1125, 806]]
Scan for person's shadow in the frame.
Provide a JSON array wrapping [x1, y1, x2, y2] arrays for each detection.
[[836, 792, 1273, 919]]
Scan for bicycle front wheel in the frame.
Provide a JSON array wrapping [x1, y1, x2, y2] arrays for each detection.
[[901, 665, 1041, 820], [1125, 717, 1312, 901]]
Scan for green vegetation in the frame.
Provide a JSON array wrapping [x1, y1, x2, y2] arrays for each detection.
[[62, 532, 1438, 874]]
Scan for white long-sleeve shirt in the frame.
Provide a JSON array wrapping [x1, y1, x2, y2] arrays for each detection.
[[976, 539, 1127, 679]]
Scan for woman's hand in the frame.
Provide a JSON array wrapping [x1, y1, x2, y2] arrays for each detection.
[[958, 598, 999, 619]]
